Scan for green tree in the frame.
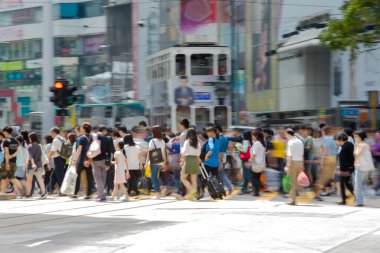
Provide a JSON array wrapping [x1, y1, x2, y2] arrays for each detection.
[[320, 0, 380, 59]]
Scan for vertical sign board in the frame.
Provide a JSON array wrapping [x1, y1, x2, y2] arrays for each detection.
[[368, 90, 378, 129]]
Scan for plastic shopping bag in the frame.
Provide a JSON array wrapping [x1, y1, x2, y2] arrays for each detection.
[[60, 166, 78, 195], [297, 170, 310, 187], [144, 163, 151, 178], [282, 175, 291, 193]]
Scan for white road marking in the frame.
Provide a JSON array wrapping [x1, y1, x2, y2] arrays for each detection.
[[372, 231, 380, 236], [136, 221, 149, 225], [26, 240, 51, 247]]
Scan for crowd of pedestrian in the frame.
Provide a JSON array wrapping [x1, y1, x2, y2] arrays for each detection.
[[0, 120, 379, 206]]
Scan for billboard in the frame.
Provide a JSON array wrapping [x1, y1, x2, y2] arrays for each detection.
[[180, 0, 217, 42]]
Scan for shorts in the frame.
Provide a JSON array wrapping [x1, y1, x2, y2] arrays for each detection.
[[26, 167, 44, 175], [0, 163, 17, 180]]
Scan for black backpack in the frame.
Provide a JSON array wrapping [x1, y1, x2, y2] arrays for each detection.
[[199, 138, 215, 162]]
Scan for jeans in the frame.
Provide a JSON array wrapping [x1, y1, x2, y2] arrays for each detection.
[[241, 161, 253, 192], [354, 168, 364, 205], [47, 169, 56, 193], [53, 156, 67, 187], [92, 160, 107, 198], [219, 168, 233, 191], [150, 165, 162, 192]]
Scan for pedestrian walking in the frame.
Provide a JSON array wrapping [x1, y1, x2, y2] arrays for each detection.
[[238, 131, 253, 195], [146, 125, 168, 198], [284, 128, 304, 205], [354, 130, 375, 207], [216, 125, 233, 195], [26, 132, 47, 199], [180, 128, 201, 200], [110, 141, 130, 201], [335, 132, 355, 205], [251, 129, 266, 197], [48, 127, 67, 191], [0, 126, 24, 196], [71, 123, 92, 199], [123, 134, 142, 196]]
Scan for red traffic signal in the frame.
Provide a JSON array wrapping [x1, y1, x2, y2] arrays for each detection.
[[54, 81, 64, 89]]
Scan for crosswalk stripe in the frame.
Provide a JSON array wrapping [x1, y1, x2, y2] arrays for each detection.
[[297, 191, 315, 203], [258, 192, 279, 201]]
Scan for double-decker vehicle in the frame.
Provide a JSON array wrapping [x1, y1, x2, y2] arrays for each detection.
[[76, 102, 147, 129], [146, 43, 231, 131]]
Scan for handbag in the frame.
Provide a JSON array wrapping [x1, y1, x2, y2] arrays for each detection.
[[149, 140, 164, 165], [297, 170, 310, 187], [251, 163, 265, 173], [240, 146, 251, 161]]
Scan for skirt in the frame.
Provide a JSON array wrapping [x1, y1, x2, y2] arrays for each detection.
[[182, 156, 200, 175], [114, 169, 126, 184]]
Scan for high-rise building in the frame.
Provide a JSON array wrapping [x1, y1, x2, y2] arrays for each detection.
[[0, 0, 107, 125]]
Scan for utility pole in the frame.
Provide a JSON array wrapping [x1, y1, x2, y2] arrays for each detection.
[[42, 0, 55, 136]]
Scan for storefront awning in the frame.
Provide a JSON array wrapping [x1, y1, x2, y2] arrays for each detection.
[[278, 28, 324, 53]]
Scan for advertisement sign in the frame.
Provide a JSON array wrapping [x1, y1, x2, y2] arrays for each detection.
[[83, 34, 106, 55], [180, 0, 217, 42], [342, 108, 360, 118], [0, 61, 23, 71], [0, 27, 24, 42], [171, 76, 222, 107]]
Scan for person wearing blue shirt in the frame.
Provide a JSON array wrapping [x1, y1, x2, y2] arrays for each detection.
[[216, 125, 233, 194], [204, 127, 220, 175]]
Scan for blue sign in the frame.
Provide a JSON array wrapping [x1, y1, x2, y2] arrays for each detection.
[[342, 108, 360, 117], [193, 92, 212, 101]]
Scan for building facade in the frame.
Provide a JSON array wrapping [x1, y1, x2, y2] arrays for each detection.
[[0, 0, 107, 124]]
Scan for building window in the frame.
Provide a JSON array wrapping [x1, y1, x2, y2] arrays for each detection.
[[55, 37, 82, 56], [0, 7, 42, 27], [176, 54, 186, 76], [191, 54, 213, 75], [218, 54, 227, 75]]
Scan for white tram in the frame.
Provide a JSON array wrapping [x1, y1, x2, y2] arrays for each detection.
[[146, 43, 231, 131]]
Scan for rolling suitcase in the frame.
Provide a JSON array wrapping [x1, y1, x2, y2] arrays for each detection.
[[200, 163, 227, 200]]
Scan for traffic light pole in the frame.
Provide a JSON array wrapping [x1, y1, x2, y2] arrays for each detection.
[[42, 1, 55, 136]]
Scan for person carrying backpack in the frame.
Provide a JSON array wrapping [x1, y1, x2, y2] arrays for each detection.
[[48, 127, 68, 193], [89, 126, 112, 201], [71, 123, 93, 199]]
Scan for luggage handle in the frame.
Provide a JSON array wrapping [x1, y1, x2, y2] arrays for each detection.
[[199, 162, 209, 180]]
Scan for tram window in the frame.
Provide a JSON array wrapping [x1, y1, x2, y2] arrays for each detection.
[[191, 54, 213, 75], [218, 54, 227, 75], [176, 54, 186, 76], [80, 107, 92, 118], [105, 106, 112, 118]]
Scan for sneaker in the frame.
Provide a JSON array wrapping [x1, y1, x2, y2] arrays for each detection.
[[287, 201, 296, 206], [96, 197, 107, 202], [84, 195, 92, 200], [122, 196, 130, 202], [40, 192, 48, 200], [314, 196, 323, 201]]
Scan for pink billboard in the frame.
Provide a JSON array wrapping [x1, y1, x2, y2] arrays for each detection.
[[83, 34, 106, 55], [180, 0, 216, 34]]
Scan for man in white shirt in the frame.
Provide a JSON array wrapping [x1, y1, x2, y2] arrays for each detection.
[[285, 128, 304, 205], [131, 126, 149, 165], [47, 127, 66, 193]]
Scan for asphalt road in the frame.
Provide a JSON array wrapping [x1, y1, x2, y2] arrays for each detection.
[[0, 192, 379, 253]]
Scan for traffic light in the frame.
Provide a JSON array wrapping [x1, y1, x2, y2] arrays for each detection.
[[50, 79, 78, 108], [50, 79, 68, 108]]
